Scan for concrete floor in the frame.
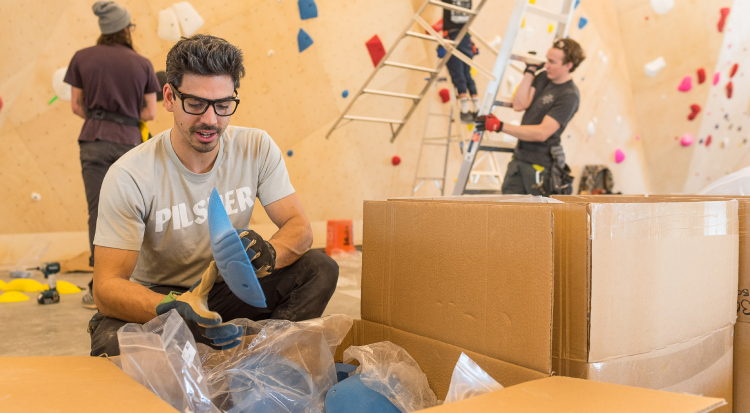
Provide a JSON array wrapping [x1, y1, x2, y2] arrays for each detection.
[[0, 252, 362, 357]]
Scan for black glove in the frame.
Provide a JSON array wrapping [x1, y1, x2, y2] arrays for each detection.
[[236, 229, 276, 278], [525, 62, 544, 75], [476, 114, 503, 133]]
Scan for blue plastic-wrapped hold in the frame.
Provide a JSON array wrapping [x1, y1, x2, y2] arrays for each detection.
[[437, 45, 447, 58], [298, 0, 318, 20]]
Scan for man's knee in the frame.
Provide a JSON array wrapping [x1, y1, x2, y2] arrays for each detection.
[[300, 250, 339, 292], [89, 313, 125, 357]]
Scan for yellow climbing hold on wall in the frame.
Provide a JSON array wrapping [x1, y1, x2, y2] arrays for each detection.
[[0, 279, 6, 291], [4, 279, 46, 292], [470, 67, 477, 78], [0, 291, 30, 303], [548, 23, 554, 33], [521, 17, 526, 28], [529, 0, 536, 4]]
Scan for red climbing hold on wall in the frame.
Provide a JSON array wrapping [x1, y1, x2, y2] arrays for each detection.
[[439, 88, 450, 103], [688, 104, 701, 121], [697, 68, 706, 84], [366, 35, 386, 67], [726, 81, 733, 99], [391, 156, 401, 166], [431, 18, 443, 33], [718, 7, 730, 33], [0, 96, 3, 112], [730, 63, 739, 78], [706, 135, 712, 147]]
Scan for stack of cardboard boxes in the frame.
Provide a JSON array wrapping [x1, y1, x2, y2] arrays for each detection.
[[338, 195, 741, 412]]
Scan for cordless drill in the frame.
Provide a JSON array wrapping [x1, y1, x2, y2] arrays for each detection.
[[33, 262, 61, 305]]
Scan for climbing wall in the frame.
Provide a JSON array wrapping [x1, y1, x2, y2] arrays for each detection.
[[682, 0, 750, 193], [614, 0, 734, 194], [0, 0, 655, 256]]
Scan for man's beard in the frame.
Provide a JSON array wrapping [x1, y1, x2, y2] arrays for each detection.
[[188, 123, 223, 153]]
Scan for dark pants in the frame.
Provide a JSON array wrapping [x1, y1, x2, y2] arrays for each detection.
[[445, 35, 477, 96], [80, 140, 136, 290], [502, 159, 543, 195], [89, 249, 339, 357]]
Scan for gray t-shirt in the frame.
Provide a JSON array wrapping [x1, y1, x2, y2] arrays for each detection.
[[94, 126, 295, 288], [514, 71, 580, 168]]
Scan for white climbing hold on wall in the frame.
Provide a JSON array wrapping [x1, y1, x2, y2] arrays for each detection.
[[650, 0, 674, 15], [31, 193, 41, 201], [268, 50, 274, 56], [489, 35, 502, 50], [51, 67, 71, 101], [172, 2, 204, 37], [616, 115, 622, 124], [644, 56, 666, 77], [587, 121, 596, 135], [158, 7, 181, 42]]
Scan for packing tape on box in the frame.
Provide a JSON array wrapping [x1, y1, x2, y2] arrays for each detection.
[[554, 323, 734, 390], [589, 201, 739, 240]]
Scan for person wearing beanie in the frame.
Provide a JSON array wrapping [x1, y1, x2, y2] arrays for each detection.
[[64, 1, 160, 309]]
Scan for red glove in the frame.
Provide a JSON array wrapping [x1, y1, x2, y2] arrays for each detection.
[[476, 114, 503, 132]]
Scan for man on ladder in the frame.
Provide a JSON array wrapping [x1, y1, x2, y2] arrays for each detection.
[[476, 38, 585, 195], [442, 0, 481, 123]]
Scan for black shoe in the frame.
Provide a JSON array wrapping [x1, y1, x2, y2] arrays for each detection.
[[460, 111, 475, 123]]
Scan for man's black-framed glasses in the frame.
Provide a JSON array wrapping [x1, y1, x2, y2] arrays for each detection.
[[170, 83, 240, 116]]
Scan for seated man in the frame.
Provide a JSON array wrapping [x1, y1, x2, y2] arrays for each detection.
[[89, 34, 339, 356]]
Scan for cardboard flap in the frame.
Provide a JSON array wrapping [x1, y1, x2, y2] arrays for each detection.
[[362, 200, 554, 375], [0, 357, 178, 412], [421, 376, 725, 413]]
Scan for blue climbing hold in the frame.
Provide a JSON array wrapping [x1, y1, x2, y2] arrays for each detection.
[[297, 28, 314, 52], [575, 0, 581, 9], [342, 89, 349, 98], [437, 45, 447, 58], [287, 149, 294, 157], [298, 0, 318, 20], [578, 16, 588, 29]]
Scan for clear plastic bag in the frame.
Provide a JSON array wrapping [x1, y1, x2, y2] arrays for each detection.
[[118, 309, 219, 413], [343, 341, 438, 413], [203, 314, 353, 412], [444, 352, 503, 404], [698, 166, 750, 195], [117, 311, 352, 413]]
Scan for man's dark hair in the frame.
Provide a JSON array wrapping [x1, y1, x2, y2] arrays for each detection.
[[166, 34, 246, 89], [553, 38, 586, 73], [96, 27, 132, 49]]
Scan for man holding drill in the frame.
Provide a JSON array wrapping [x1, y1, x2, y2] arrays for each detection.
[[476, 38, 585, 195]]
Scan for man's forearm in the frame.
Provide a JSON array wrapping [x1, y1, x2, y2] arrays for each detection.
[[95, 276, 165, 324], [269, 216, 313, 268], [501, 123, 549, 143], [512, 73, 535, 109]]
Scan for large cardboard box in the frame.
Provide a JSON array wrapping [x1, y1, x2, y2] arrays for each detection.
[[554, 194, 750, 413], [0, 357, 179, 412]]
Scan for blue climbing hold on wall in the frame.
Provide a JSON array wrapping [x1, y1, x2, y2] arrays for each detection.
[[342, 90, 349, 98], [578, 16, 588, 29], [437, 45, 447, 58], [298, 0, 318, 20], [287, 149, 294, 157], [575, 0, 581, 9], [297, 28, 313, 52]]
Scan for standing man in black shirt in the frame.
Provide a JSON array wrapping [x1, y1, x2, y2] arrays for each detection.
[[476, 38, 585, 195]]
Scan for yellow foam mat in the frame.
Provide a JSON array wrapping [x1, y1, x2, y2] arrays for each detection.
[[0, 291, 30, 303], [4, 279, 47, 292]]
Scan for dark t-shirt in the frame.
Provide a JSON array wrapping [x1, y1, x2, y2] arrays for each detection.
[[514, 71, 580, 168], [443, 0, 472, 34], [64, 44, 160, 146]]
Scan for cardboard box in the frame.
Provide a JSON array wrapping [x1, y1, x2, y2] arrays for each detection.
[[0, 356, 178, 412], [549, 195, 739, 412], [351, 200, 557, 396], [736, 321, 750, 413]]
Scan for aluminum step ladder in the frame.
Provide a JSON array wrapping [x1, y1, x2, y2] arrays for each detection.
[[412, 78, 468, 196], [325, 0, 495, 143], [452, 0, 576, 195]]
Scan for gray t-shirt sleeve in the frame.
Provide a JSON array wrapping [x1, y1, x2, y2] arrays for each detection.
[[257, 132, 295, 206], [93, 165, 146, 251], [545, 90, 579, 127]]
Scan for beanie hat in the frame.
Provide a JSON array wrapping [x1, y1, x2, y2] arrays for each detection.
[[92, 1, 131, 34]]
